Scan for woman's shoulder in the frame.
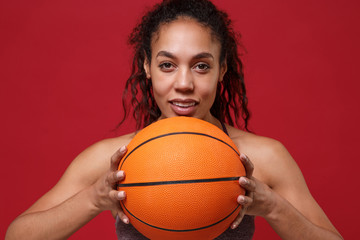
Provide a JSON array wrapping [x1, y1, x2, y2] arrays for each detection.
[[226, 125, 286, 155], [21, 132, 138, 215], [86, 132, 135, 156], [63, 132, 137, 183], [74, 132, 136, 165], [226, 125, 296, 186]]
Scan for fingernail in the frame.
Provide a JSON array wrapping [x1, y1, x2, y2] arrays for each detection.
[[116, 171, 124, 178], [238, 195, 245, 203], [118, 191, 126, 199], [231, 224, 237, 229], [240, 153, 247, 160], [120, 146, 126, 152], [123, 218, 129, 224], [240, 177, 248, 185]]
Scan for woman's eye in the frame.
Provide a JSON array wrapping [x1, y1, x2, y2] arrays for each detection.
[[159, 62, 174, 71], [194, 63, 210, 72]]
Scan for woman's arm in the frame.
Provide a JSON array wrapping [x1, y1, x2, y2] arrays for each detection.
[[5, 141, 129, 240], [232, 140, 342, 239], [6, 185, 105, 240]]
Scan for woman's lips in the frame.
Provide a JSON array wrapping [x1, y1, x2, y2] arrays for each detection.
[[169, 100, 198, 116]]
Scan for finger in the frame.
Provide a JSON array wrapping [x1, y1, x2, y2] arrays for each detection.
[[110, 146, 127, 171], [117, 209, 130, 224], [107, 170, 125, 184], [116, 196, 129, 224], [237, 195, 253, 208], [240, 153, 254, 178], [231, 208, 246, 229], [109, 190, 126, 201], [239, 177, 256, 192]]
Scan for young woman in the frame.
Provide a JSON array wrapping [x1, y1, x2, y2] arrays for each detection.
[[6, 0, 342, 239]]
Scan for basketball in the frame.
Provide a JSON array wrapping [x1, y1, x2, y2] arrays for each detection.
[[117, 117, 245, 239]]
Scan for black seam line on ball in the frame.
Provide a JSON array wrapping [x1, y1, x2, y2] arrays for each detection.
[[120, 201, 241, 232], [117, 176, 241, 188], [119, 131, 240, 170]]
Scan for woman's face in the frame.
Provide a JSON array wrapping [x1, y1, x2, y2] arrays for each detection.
[[144, 17, 227, 125]]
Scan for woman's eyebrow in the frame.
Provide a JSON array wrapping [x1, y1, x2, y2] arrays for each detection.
[[156, 51, 214, 60], [193, 52, 214, 60], [156, 51, 176, 59]]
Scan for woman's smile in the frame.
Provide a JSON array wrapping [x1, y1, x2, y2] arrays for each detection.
[[169, 98, 199, 116]]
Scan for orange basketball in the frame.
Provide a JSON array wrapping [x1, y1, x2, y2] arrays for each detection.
[[117, 117, 245, 240]]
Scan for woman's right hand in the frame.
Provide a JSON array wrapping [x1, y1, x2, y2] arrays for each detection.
[[90, 145, 129, 224]]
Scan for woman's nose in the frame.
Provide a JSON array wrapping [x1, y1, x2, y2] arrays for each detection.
[[174, 68, 194, 92]]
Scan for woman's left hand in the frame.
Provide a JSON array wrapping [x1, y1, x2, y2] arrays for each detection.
[[231, 153, 276, 229]]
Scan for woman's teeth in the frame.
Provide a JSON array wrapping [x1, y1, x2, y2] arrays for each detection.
[[172, 102, 196, 107]]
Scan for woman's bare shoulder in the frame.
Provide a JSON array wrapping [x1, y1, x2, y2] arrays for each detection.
[[227, 125, 286, 156], [22, 132, 137, 214], [63, 132, 136, 183], [227, 125, 296, 186], [80, 132, 135, 159], [68, 132, 136, 176]]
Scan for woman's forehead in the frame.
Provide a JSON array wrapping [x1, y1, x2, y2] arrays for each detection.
[[150, 17, 221, 59]]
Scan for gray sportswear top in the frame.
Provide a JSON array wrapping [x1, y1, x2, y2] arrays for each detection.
[[115, 215, 254, 239]]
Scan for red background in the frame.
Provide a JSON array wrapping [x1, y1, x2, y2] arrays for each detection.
[[1, 0, 359, 239]]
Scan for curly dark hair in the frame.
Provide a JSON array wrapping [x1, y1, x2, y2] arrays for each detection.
[[120, 0, 250, 131]]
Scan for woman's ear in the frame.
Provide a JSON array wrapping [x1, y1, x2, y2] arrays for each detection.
[[219, 60, 227, 82], [144, 58, 151, 79]]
